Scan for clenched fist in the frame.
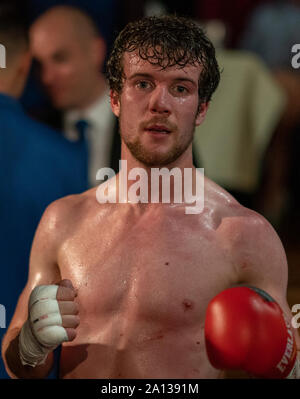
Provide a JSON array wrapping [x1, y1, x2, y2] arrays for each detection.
[[19, 279, 80, 367]]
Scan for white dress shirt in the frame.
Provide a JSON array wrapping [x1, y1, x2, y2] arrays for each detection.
[[64, 91, 116, 187]]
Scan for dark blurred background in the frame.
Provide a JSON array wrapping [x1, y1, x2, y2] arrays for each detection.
[[1, 0, 300, 379]]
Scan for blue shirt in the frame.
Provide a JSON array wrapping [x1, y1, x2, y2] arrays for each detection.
[[0, 93, 87, 378]]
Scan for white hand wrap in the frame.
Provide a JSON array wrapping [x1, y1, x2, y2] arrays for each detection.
[[19, 285, 68, 367]]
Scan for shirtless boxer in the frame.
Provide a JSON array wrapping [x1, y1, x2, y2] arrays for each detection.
[[2, 15, 300, 379]]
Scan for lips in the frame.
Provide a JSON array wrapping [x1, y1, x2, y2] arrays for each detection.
[[145, 124, 171, 134]]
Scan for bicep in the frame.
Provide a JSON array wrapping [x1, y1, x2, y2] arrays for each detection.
[[234, 215, 300, 348]]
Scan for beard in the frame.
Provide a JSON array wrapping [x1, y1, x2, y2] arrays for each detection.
[[119, 111, 198, 167], [123, 132, 194, 167]]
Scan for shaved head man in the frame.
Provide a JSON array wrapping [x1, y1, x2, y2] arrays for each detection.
[[30, 5, 106, 110], [29, 5, 120, 188]]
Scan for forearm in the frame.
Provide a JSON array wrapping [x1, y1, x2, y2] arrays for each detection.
[[2, 327, 54, 379]]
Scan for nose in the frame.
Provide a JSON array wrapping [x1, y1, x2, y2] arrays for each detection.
[[149, 85, 171, 116]]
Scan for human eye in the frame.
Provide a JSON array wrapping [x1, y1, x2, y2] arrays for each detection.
[[173, 85, 188, 94], [136, 80, 152, 90]]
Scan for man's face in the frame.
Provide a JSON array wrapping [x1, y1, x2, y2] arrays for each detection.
[[111, 52, 207, 167], [30, 23, 102, 110]]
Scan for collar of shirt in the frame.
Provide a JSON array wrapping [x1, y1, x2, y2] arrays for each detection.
[[63, 89, 116, 187], [63, 90, 112, 141]]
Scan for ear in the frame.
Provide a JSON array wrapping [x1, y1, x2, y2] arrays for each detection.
[[195, 102, 209, 126], [110, 89, 120, 117]]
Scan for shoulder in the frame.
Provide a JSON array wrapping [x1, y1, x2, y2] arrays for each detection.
[[12, 107, 65, 148], [38, 187, 112, 238], [0, 104, 66, 152], [28, 188, 108, 284], [217, 207, 278, 255], [37, 189, 94, 240], [26, 117, 65, 144], [204, 177, 269, 232], [206, 183, 288, 289], [204, 177, 287, 270]]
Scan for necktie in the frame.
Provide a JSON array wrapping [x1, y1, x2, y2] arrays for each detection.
[[75, 119, 90, 188]]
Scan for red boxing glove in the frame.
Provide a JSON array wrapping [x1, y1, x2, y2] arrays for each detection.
[[204, 286, 298, 378]]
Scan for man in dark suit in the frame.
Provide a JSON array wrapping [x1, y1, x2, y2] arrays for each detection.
[[0, 4, 88, 378], [29, 5, 121, 186]]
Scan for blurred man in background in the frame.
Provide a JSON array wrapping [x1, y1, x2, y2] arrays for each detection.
[[29, 5, 121, 187], [0, 2, 87, 378]]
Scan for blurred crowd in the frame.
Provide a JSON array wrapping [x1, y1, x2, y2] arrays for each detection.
[[0, 0, 300, 378]]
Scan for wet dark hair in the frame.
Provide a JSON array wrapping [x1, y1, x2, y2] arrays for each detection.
[[106, 15, 220, 104]]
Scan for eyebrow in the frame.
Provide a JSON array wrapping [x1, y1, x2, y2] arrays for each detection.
[[127, 73, 197, 87]]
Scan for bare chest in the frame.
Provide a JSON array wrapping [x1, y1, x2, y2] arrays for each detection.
[[58, 208, 236, 331]]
